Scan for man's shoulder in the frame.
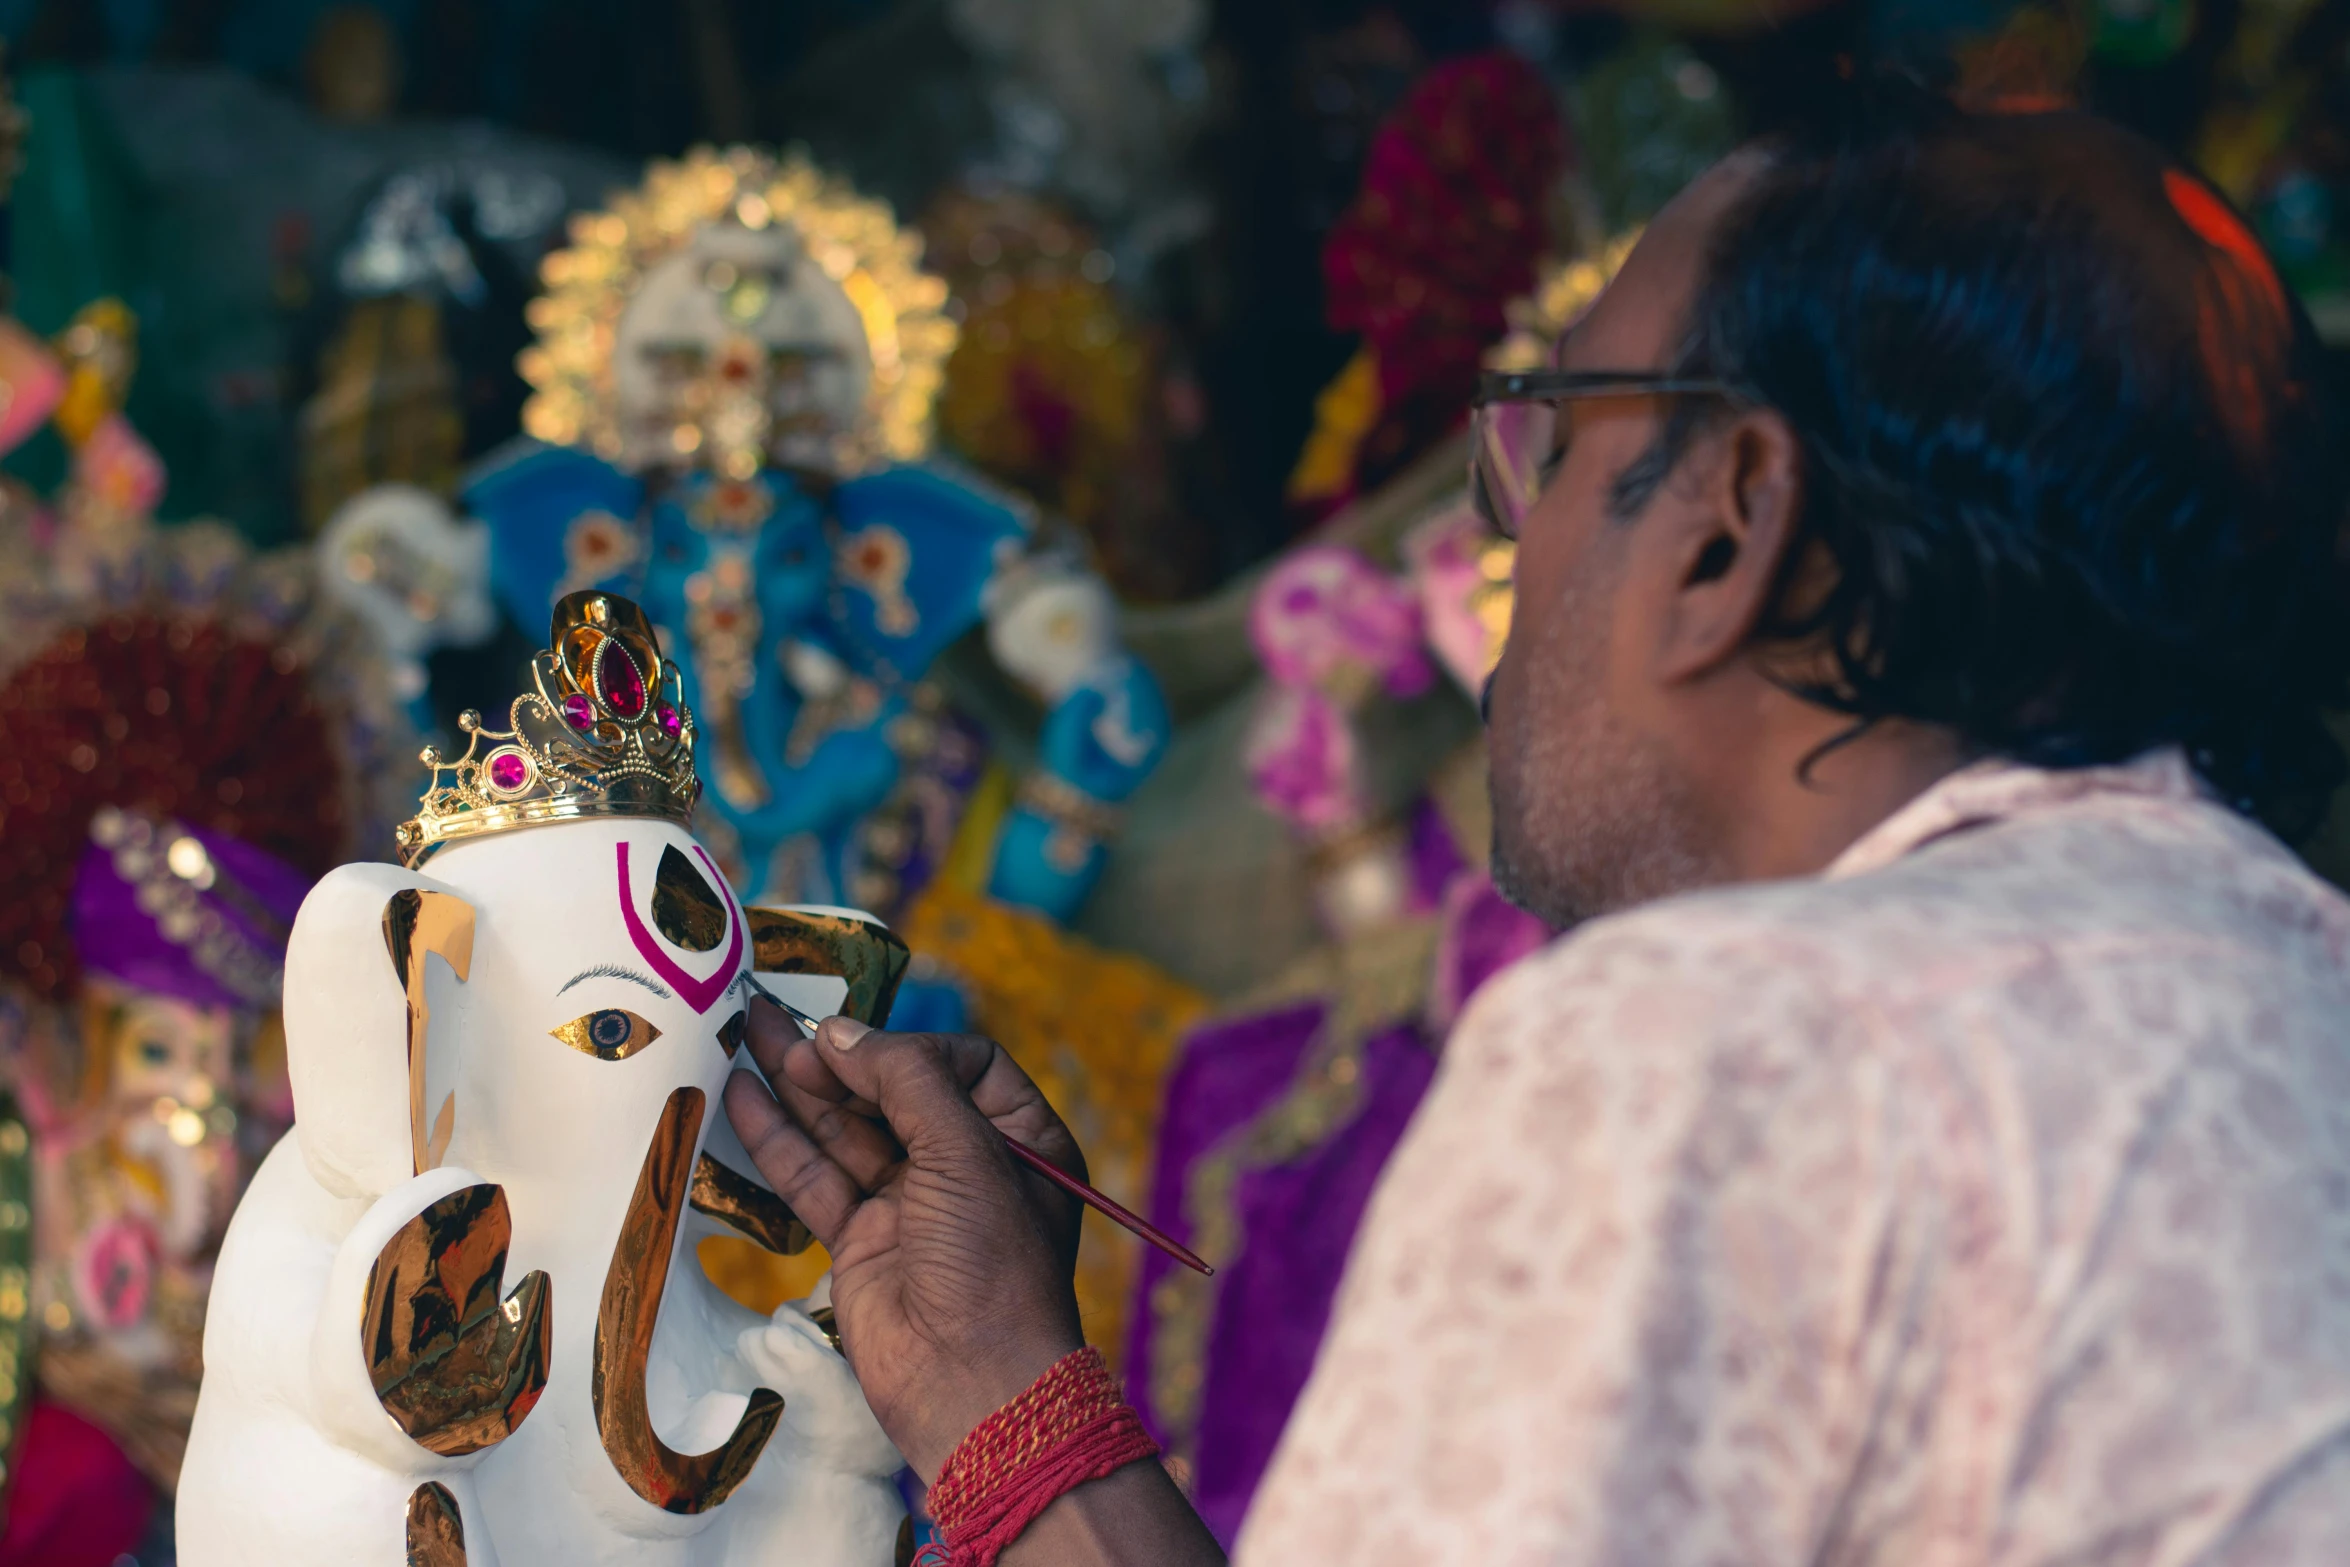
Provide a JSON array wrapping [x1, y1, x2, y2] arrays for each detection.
[[1484, 790, 2350, 1038], [1455, 882, 1877, 1088]]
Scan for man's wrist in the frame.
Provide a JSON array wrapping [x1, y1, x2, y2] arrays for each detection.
[[917, 1346, 1164, 1566], [898, 1331, 1083, 1481]]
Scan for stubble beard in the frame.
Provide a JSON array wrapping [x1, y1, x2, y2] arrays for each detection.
[[1489, 674, 1721, 931]]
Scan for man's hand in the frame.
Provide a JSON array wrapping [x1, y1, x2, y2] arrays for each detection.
[[722, 998, 1087, 1480]]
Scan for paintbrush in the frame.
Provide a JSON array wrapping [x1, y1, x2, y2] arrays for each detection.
[[739, 975, 1215, 1277]]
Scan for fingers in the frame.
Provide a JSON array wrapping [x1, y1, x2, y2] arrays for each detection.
[[745, 996, 837, 1095], [811, 1021, 1083, 1172], [721, 1070, 868, 1250], [743, 1002, 1014, 1191], [802, 1024, 1008, 1174], [744, 1002, 1089, 1199], [766, 1056, 905, 1193]]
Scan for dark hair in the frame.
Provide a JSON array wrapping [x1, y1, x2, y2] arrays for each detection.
[[1618, 81, 2350, 840]]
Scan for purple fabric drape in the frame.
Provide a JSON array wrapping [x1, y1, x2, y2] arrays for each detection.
[[1122, 815, 1551, 1546], [1124, 1003, 1436, 1546], [70, 821, 311, 1010]]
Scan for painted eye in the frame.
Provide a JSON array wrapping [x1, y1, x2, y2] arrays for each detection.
[[551, 1007, 663, 1062]]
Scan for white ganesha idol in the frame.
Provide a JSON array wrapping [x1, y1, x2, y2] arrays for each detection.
[[179, 590, 911, 1566]]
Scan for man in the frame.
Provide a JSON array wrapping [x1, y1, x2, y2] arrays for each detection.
[[727, 85, 2350, 1565]]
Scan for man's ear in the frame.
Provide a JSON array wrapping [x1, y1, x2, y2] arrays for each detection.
[[1653, 407, 1807, 684], [285, 862, 474, 1199]]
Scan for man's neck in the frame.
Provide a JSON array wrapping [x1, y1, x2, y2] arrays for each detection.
[[1702, 714, 1970, 887]]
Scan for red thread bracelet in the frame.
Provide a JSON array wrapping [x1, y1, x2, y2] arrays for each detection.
[[913, 1347, 1160, 1567]]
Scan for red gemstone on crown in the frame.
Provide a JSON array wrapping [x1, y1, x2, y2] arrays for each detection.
[[487, 750, 531, 792], [600, 647, 648, 718], [562, 693, 595, 730], [657, 703, 681, 735]]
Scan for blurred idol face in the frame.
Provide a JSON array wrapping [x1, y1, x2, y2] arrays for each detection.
[[613, 221, 876, 477], [86, 979, 236, 1117]]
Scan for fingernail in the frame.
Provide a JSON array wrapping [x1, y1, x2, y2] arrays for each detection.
[[825, 1017, 871, 1051]]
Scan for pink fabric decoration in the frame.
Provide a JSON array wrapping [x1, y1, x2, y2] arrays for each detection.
[[0, 319, 65, 458], [0, 1401, 154, 1567], [75, 1216, 158, 1331], [1399, 502, 1501, 698], [1245, 546, 1438, 832], [73, 413, 166, 516], [1248, 546, 1432, 699], [1244, 686, 1364, 834]]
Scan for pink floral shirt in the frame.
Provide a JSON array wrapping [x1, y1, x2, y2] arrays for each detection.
[[1238, 751, 2350, 1566]]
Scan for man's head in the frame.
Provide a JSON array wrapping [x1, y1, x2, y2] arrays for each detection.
[[1487, 84, 2349, 928]]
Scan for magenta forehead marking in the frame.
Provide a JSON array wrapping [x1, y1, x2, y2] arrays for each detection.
[[617, 841, 742, 1014]]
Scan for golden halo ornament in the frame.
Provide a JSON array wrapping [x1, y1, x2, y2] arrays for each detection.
[[519, 145, 957, 477]]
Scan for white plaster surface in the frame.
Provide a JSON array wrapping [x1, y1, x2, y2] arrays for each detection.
[[180, 817, 903, 1566]]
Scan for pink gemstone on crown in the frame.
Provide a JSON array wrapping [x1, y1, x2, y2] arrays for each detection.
[[600, 646, 648, 718], [562, 692, 595, 730], [657, 703, 681, 736], [486, 749, 532, 793]]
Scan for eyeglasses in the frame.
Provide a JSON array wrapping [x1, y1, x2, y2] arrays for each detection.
[[1469, 368, 1735, 539]]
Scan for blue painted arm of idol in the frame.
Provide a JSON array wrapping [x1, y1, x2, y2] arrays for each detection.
[[463, 441, 647, 631], [987, 656, 1171, 921]]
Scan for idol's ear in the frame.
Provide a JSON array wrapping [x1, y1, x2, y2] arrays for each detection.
[[687, 907, 906, 1253], [744, 906, 910, 1026], [285, 862, 475, 1200]]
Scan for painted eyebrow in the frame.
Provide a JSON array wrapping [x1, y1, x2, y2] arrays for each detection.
[[557, 962, 675, 1001]]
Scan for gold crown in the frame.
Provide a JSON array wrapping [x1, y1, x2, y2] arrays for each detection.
[[396, 591, 700, 867]]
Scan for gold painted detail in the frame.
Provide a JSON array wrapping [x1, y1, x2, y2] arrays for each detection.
[[1486, 229, 1644, 372], [520, 145, 955, 475], [551, 1007, 664, 1062], [690, 1152, 813, 1256], [1013, 771, 1124, 873], [596, 1087, 783, 1513], [363, 1184, 551, 1456], [652, 844, 730, 951], [382, 889, 476, 1175], [716, 1010, 747, 1058], [744, 907, 911, 1027], [405, 1480, 468, 1567]]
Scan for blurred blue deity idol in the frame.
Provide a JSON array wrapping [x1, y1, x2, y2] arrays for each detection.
[[441, 148, 1168, 921]]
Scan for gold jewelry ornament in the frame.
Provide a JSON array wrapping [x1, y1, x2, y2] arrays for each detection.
[[1485, 229, 1643, 373], [395, 591, 700, 866], [1013, 771, 1125, 872], [519, 145, 956, 477]]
